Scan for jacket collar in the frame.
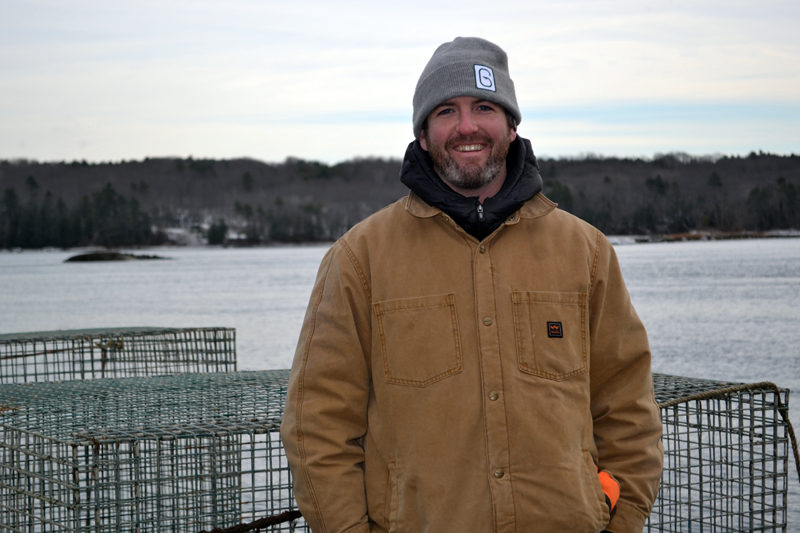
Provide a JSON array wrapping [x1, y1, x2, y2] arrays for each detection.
[[515, 192, 557, 219], [406, 190, 556, 221], [404, 192, 440, 218]]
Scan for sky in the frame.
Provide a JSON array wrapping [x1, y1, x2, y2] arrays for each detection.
[[1, 0, 799, 165]]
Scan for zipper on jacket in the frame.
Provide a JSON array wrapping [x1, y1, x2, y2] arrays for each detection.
[[476, 202, 485, 222]]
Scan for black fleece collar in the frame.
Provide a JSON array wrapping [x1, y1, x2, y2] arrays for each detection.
[[399, 136, 543, 240]]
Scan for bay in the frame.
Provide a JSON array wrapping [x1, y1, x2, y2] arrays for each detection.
[[1, 237, 798, 527]]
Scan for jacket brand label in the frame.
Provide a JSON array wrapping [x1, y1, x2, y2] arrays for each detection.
[[547, 321, 563, 338], [474, 65, 496, 91]]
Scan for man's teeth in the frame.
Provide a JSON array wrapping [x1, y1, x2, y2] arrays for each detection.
[[454, 144, 484, 152]]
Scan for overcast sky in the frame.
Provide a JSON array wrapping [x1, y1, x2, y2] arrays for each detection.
[[1, 0, 798, 164]]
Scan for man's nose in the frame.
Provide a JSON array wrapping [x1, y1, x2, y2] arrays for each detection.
[[456, 112, 478, 135]]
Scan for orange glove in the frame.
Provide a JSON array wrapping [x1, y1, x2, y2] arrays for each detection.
[[597, 468, 620, 517]]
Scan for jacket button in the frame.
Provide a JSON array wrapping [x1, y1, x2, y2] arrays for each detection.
[[482, 317, 493, 326], [478, 245, 487, 254], [488, 391, 499, 401], [493, 469, 505, 478]]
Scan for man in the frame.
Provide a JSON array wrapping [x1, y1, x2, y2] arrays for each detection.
[[281, 36, 663, 533]]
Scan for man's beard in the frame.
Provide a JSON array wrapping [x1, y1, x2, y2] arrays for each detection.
[[426, 133, 512, 190]]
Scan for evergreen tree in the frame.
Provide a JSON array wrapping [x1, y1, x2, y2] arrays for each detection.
[[1, 188, 22, 248]]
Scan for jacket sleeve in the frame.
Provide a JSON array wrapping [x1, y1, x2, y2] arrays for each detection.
[[588, 232, 664, 533], [280, 241, 372, 533]]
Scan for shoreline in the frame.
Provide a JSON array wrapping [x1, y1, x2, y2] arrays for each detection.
[[608, 229, 800, 245], [2, 230, 799, 254]]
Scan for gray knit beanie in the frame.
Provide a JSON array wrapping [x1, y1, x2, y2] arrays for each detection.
[[412, 36, 521, 138]]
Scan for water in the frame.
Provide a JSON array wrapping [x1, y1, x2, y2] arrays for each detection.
[[616, 238, 800, 388], [1, 238, 799, 527], [0, 245, 324, 371]]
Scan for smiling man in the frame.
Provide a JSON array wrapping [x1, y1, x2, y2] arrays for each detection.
[[281, 37, 663, 533]]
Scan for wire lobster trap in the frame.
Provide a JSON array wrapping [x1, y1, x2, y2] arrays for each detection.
[[0, 370, 306, 533], [0, 327, 237, 384], [648, 373, 795, 532]]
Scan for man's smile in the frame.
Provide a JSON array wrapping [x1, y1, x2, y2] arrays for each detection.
[[453, 143, 486, 153]]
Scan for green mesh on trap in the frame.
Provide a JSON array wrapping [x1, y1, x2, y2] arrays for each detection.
[[648, 374, 791, 532], [0, 371, 305, 532], [0, 327, 236, 383]]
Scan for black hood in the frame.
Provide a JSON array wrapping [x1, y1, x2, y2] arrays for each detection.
[[400, 136, 543, 240]]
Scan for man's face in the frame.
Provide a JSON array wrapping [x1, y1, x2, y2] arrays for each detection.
[[420, 96, 517, 191]]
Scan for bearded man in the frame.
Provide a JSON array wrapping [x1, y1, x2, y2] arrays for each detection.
[[281, 36, 663, 533]]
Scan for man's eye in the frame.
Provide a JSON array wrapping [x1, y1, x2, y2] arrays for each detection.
[[477, 104, 494, 112], [437, 108, 453, 116]]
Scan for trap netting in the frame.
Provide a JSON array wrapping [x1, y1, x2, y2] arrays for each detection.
[[0, 370, 306, 533], [0, 327, 236, 383], [647, 373, 794, 532]]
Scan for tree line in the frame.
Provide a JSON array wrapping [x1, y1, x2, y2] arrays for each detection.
[[1, 179, 165, 249], [540, 153, 800, 235], [1, 151, 798, 250]]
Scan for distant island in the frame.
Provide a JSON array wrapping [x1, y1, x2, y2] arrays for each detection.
[[1, 151, 798, 249], [64, 251, 169, 262]]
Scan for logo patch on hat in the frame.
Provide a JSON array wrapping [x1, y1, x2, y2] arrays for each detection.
[[547, 321, 563, 338], [474, 64, 496, 91]]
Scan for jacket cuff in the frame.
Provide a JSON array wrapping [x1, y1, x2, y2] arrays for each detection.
[[603, 500, 649, 533]]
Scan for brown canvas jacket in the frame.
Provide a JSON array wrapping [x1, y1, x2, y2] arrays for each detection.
[[280, 191, 663, 533]]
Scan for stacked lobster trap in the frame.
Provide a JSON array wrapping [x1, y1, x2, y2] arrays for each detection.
[[648, 374, 793, 532], [0, 327, 796, 532], [0, 327, 237, 383], [0, 371, 300, 532]]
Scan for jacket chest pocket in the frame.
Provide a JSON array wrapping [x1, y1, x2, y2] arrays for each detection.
[[512, 291, 588, 381], [374, 293, 463, 387]]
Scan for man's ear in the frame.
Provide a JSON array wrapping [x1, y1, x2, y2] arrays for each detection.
[[419, 131, 429, 151]]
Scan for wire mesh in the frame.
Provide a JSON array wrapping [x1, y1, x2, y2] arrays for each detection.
[[0, 369, 791, 532], [0, 327, 237, 383], [0, 371, 306, 532], [648, 374, 790, 532]]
